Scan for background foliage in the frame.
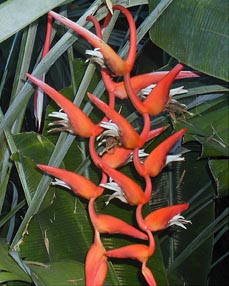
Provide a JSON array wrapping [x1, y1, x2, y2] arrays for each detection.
[[0, 0, 228, 285]]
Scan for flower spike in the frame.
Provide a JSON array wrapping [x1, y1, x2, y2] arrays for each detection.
[[37, 164, 103, 200], [143, 128, 187, 177], [144, 203, 191, 231], [88, 92, 144, 149], [49, 7, 136, 76], [27, 74, 99, 137]]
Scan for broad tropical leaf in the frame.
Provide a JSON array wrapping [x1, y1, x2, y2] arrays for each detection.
[[149, 0, 229, 81]]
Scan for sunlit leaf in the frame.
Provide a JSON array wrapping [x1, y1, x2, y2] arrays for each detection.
[[0, 0, 68, 43], [149, 0, 229, 81]]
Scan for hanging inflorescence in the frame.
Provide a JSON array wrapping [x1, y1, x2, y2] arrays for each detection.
[[27, 5, 195, 286]]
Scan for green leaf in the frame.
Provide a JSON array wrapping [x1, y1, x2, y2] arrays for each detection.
[[149, 0, 229, 81], [17, 191, 93, 264], [11, 132, 62, 199], [177, 95, 228, 157], [0, 0, 69, 43], [0, 240, 31, 283], [152, 151, 215, 285], [29, 260, 84, 286], [209, 159, 229, 198]]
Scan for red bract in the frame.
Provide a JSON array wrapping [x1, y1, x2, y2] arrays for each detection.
[[142, 263, 157, 286], [100, 163, 147, 205], [124, 64, 184, 115], [85, 231, 108, 286], [27, 74, 99, 137], [89, 199, 147, 239], [37, 164, 103, 199], [106, 243, 154, 263], [101, 146, 132, 168], [49, 5, 136, 76], [143, 128, 187, 177], [114, 70, 200, 99], [144, 203, 190, 231], [88, 92, 144, 149], [143, 64, 184, 115]]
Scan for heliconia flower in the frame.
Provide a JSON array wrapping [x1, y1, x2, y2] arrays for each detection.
[[85, 230, 108, 286], [37, 164, 103, 199], [88, 198, 147, 239], [144, 203, 191, 232], [143, 128, 187, 177], [49, 5, 136, 76], [114, 70, 200, 99], [124, 64, 184, 115], [27, 74, 100, 137], [100, 163, 147, 205], [88, 93, 144, 149]]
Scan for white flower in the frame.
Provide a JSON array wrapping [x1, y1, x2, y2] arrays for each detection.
[[169, 86, 188, 96], [165, 154, 185, 165], [168, 214, 192, 229], [97, 120, 120, 141], [48, 109, 73, 133], [51, 178, 71, 190], [100, 179, 128, 205], [139, 84, 188, 99], [127, 149, 149, 164], [85, 48, 106, 68], [139, 84, 156, 97]]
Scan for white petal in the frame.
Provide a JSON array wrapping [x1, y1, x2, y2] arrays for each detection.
[[168, 214, 192, 229], [170, 86, 188, 96], [100, 180, 128, 205], [85, 48, 104, 59], [100, 121, 119, 133], [138, 149, 149, 157], [49, 110, 68, 121], [100, 181, 121, 192], [165, 154, 185, 165], [140, 84, 156, 95], [51, 178, 71, 190]]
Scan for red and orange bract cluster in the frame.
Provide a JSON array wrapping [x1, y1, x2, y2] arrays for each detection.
[[28, 5, 194, 286]]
